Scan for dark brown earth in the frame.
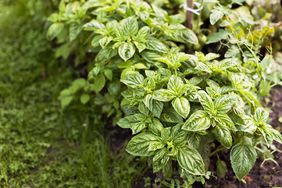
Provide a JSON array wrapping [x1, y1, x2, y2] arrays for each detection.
[[205, 86, 282, 188]]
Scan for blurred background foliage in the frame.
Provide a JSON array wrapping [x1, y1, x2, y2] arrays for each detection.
[[0, 0, 147, 187]]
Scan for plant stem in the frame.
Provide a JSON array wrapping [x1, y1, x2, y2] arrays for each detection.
[[186, 0, 193, 29], [209, 146, 225, 157]]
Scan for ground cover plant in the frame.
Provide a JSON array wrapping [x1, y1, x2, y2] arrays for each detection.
[[1, 0, 282, 187]]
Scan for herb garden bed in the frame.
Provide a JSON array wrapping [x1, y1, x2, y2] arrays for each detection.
[[1, 0, 282, 187]]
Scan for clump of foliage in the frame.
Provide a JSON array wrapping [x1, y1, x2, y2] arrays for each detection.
[[47, 0, 282, 186]]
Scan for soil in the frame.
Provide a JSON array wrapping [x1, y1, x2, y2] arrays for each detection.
[[205, 86, 282, 188]]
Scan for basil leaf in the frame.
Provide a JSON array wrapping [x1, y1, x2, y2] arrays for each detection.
[[171, 125, 187, 147], [213, 124, 232, 149], [99, 37, 112, 48], [207, 29, 229, 44], [117, 113, 147, 134], [153, 89, 176, 102], [197, 91, 214, 112], [253, 107, 269, 123], [120, 17, 139, 36], [80, 94, 90, 104], [230, 143, 257, 180], [153, 149, 169, 173], [195, 62, 212, 74], [135, 26, 150, 41], [143, 94, 164, 118], [69, 23, 82, 41], [92, 73, 106, 93], [177, 147, 206, 176], [265, 127, 282, 144], [166, 27, 198, 45], [182, 110, 211, 132], [146, 37, 168, 53], [214, 94, 235, 114], [160, 108, 184, 123], [168, 76, 184, 93], [215, 114, 235, 130], [118, 42, 136, 61], [126, 133, 162, 156], [95, 46, 117, 63], [216, 159, 228, 178], [172, 97, 190, 119], [133, 41, 146, 53], [121, 72, 144, 88], [83, 20, 104, 30], [148, 119, 164, 136], [210, 8, 224, 25], [47, 23, 64, 40]]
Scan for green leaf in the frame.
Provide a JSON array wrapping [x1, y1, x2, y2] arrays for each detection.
[[177, 147, 206, 176], [83, 20, 104, 30], [80, 94, 90, 104], [118, 42, 136, 61], [99, 37, 112, 48], [232, 0, 246, 5], [172, 97, 190, 119], [153, 89, 176, 102], [69, 23, 82, 41], [72, 79, 87, 91], [216, 159, 228, 178], [104, 69, 113, 81], [126, 133, 162, 156], [210, 8, 224, 25], [171, 125, 188, 146], [230, 143, 257, 180], [135, 26, 150, 41], [121, 72, 144, 88], [207, 29, 229, 44], [197, 91, 214, 112], [236, 117, 257, 134], [133, 42, 146, 53], [92, 73, 106, 93], [161, 108, 184, 123], [195, 62, 212, 74], [168, 76, 184, 93], [215, 114, 235, 129], [47, 23, 64, 40], [167, 27, 198, 45], [182, 110, 211, 132], [95, 46, 117, 63], [143, 94, 164, 118], [265, 127, 282, 144], [153, 149, 170, 172], [253, 107, 269, 123], [117, 113, 147, 134], [187, 133, 202, 148], [213, 124, 232, 149], [146, 37, 168, 53], [148, 119, 164, 137], [91, 35, 104, 48], [120, 17, 139, 36], [60, 95, 73, 108], [214, 94, 235, 114]]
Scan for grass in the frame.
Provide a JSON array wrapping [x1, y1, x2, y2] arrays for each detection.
[[0, 1, 147, 187]]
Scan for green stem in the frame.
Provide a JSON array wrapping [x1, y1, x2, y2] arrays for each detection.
[[209, 146, 225, 157]]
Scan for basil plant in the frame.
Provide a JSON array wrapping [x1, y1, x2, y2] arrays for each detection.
[[48, 0, 282, 185]]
